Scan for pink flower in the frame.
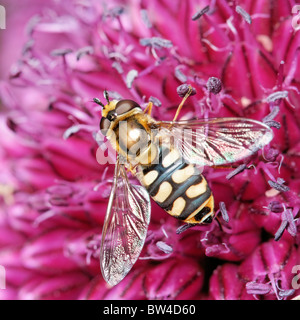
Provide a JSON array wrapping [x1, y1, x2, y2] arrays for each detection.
[[0, 0, 299, 300]]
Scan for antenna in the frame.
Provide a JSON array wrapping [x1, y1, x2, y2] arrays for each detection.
[[104, 90, 110, 104], [93, 98, 104, 108]]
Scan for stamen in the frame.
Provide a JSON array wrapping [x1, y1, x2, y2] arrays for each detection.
[[112, 61, 123, 74], [176, 84, 196, 97], [76, 46, 93, 60], [140, 37, 173, 49], [262, 106, 280, 122], [268, 180, 290, 192], [105, 6, 124, 18], [246, 281, 271, 295], [174, 66, 187, 83], [236, 6, 252, 24], [219, 202, 229, 222], [126, 69, 138, 89], [140, 9, 152, 28], [149, 96, 162, 107], [263, 147, 279, 162], [226, 164, 247, 180], [278, 288, 295, 299], [206, 77, 222, 94], [51, 48, 73, 56], [268, 201, 284, 213], [274, 219, 288, 241], [284, 207, 297, 237], [264, 120, 281, 129], [266, 91, 288, 102], [191, 5, 210, 21], [176, 223, 196, 234], [156, 241, 173, 254]]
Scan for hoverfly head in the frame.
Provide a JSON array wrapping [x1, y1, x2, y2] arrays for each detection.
[[97, 91, 142, 136]]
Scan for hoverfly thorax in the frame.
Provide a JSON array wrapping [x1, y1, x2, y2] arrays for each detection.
[[100, 98, 158, 165]]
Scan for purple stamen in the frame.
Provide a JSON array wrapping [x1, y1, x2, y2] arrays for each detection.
[[176, 84, 197, 97], [268, 180, 290, 192], [174, 67, 187, 83], [262, 106, 279, 122], [140, 9, 152, 28], [149, 96, 162, 107], [219, 202, 229, 223], [246, 281, 271, 295], [266, 91, 288, 102], [156, 241, 173, 254], [226, 164, 247, 180], [76, 46, 93, 60], [268, 201, 284, 213], [274, 206, 297, 240], [51, 48, 73, 56], [206, 77, 222, 95], [274, 219, 288, 241], [140, 37, 173, 49], [126, 69, 138, 89], [264, 120, 281, 129], [191, 5, 210, 21], [235, 6, 252, 24]]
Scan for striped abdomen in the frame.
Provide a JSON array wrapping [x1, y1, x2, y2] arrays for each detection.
[[137, 146, 214, 224]]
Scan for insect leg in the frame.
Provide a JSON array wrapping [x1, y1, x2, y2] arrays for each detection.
[[176, 223, 197, 234], [172, 85, 193, 122], [143, 101, 153, 116], [128, 163, 138, 175]]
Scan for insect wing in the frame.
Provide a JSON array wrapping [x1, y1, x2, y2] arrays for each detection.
[[157, 118, 273, 166], [100, 160, 151, 286]]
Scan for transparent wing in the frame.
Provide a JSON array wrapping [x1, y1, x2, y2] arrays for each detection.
[[100, 158, 151, 287], [156, 118, 273, 166]]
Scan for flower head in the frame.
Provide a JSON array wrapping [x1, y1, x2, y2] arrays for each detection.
[[0, 0, 299, 300]]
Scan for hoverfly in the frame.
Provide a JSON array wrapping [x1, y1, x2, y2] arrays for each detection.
[[94, 87, 273, 286]]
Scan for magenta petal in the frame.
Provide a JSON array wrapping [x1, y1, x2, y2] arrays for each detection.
[[143, 259, 203, 300], [0, 246, 33, 287], [18, 272, 90, 300], [239, 240, 298, 299], [102, 267, 148, 300], [78, 276, 109, 300], [21, 229, 79, 274], [209, 264, 254, 300], [43, 137, 99, 180]]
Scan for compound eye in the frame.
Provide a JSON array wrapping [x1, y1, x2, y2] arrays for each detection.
[[115, 100, 141, 115], [106, 111, 117, 121], [100, 117, 111, 136]]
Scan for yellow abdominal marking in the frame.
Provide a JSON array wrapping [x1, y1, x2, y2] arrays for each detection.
[[162, 149, 181, 168], [153, 181, 172, 202], [168, 197, 186, 216], [171, 165, 195, 184], [143, 170, 159, 186], [185, 180, 207, 198]]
